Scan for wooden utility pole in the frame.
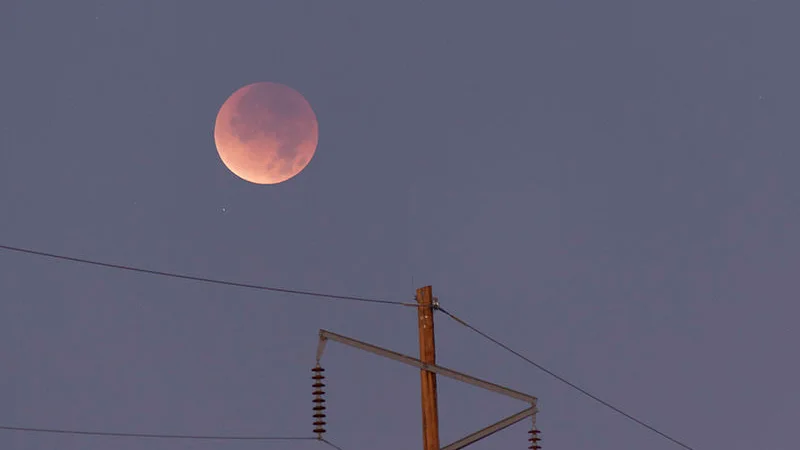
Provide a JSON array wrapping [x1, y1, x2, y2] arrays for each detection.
[[417, 285, 440, 450]]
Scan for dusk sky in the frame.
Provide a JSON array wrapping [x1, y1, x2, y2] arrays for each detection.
[[2, 2, 799, 450]]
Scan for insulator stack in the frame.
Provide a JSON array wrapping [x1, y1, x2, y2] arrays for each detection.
[[312, 365, 327, 438], [528, 428, 542, 450]]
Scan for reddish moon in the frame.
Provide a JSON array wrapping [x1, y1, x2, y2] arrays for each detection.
[[214, 82, 318, 184]]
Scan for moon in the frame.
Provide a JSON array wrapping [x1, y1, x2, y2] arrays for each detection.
[[214, 82, 319, 184]]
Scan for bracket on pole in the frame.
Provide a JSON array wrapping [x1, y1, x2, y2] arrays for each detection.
[[442, 406, 536, 450], [315, 329, 539, 449]]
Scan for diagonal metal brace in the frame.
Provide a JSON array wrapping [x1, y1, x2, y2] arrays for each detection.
[[317, 329, 537, 405], [441, 405, 537, 450]]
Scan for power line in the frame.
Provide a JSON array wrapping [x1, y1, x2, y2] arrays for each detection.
[[0, 424, 315, 441], [0, 425, 351, 450], [437, 306, 696, 450], [0, 244, 415, 307], [320, 438, 347, 450]]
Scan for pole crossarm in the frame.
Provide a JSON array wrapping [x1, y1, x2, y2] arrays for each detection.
[[317, 329, 538, 405], [441, 406, 537, 450]]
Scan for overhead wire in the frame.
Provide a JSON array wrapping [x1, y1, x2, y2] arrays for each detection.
[[0, 425, 352, 450], [0, 244, 416, 307], [319, 438, 347, 450], [437, 306, 696, 450], [0, 425, 315, 441], [0, 243, 369, 448]]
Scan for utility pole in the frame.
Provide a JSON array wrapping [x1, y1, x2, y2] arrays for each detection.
[[313, 285, 541, 450], [417, 285, 440, 450]]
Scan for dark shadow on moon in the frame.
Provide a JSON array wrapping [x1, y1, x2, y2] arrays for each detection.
[[227, 83, 313, 163]]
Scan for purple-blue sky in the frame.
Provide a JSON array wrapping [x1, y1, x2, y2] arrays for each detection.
[[2, 2, 799, 450]]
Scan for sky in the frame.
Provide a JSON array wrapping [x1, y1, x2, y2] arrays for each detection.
[[1, 1, 799, 449]]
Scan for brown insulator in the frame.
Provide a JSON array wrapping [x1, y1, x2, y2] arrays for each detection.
[[312, 364, 327, 438], [528, 428, 541, 449]]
